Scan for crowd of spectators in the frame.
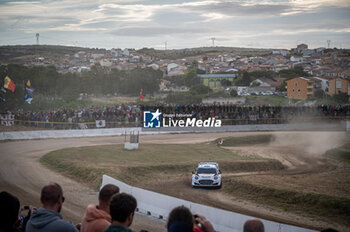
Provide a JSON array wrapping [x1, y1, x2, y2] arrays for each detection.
[[0, 183, 264, 232], [1, 183, 338, 232], [1, 104, 349, 129], [12, 105, 141, 129], [146, 104, 350, 125]]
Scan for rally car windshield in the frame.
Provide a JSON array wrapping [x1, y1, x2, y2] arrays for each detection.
[[197, 167, 217, 174]]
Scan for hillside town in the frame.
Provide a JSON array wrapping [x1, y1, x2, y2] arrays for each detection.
[[1, 44, 349, 101]]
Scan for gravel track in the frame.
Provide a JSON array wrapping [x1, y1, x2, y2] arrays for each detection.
[[0, 131, 347, 231]]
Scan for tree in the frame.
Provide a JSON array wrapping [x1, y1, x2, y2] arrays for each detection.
[[276, 82, 287, 91], [0, 64, 164, 110], [279, 66, 309, 79], [250, 80, 261, 87], [220, 79, 232, 87], [183, 68, 200, 87], [230, 89, 238, 97], [314, 89, 326, 99], [119, 67, 162, 96], [333, 92, 349, 103], [189, 84, 212, 95], [241, 71, 252, 86]]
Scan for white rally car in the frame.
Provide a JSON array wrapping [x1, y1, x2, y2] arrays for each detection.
[[192, 162, 222, 188]]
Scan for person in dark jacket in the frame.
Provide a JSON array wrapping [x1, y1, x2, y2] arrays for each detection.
[[0, 191, 21, 232], [102, 193, 137, 232], [26, 182, 78, 232]]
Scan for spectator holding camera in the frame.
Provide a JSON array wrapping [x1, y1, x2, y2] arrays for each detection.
[[26, 182, 78, 232], [167, 205, 215, 232]]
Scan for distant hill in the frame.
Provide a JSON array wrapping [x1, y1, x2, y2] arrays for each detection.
[[0, 45, 106, 61], [0, 45, 274, 62], [137, 46, 273, 60]]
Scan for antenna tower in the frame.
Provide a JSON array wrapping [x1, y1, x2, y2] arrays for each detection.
[[327, 40, 331, 49], [36, 33, 39, 45], [211, 37, 216, 47], [165, 41, 167, 50]]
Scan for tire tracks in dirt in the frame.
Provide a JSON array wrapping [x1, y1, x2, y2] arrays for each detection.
[[0, 131, 348, 231]]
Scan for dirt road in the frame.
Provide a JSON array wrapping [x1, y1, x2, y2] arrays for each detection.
[[0, 131, 347, 231]]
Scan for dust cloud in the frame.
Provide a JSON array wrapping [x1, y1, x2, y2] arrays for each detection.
[[270, 131, 348, 156]]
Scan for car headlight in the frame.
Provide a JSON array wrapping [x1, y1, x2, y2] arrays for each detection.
[[195, 176, 199, 180], [214, 176, 218, 180]]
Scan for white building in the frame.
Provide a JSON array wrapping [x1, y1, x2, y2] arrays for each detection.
[[272, 50, 287, 56], [123, 48, 130, 57], [290, 56, 304, 62], [313, 77, 329, 92], [147, 64, 160, 70], [91, 54, 104, 59]]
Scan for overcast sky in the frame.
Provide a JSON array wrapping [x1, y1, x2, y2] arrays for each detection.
[[0, 0, 349, 50]]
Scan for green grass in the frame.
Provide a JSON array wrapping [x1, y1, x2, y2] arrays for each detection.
[[325, 141, 350, 164], [40, 136, 350, 227], [40, 143, 283, 188], [215, 134, 274, 146], [224, 179, 350, 226]]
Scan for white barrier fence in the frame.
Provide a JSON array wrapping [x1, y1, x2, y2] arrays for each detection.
[[101, 175, 316, 232], [1, 122, 348, 140]]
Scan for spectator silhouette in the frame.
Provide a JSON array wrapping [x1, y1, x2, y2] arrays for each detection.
[[321, 229, 338, 232], [102, 193, 137, 232], [167, 206, 193, 232], [167, 205, 215, 232], [243, 219, 264, 232], [26, 182, 78, 232], [0, 191, 21, 232], [81, 184, 120, 232]]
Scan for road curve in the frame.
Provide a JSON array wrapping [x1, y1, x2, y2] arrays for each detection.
[[0, 131, 347, 231], [0, 132, 246, 231]]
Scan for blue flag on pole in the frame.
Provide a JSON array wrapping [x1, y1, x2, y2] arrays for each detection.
[[25, 86, 34, 95], [24, 94, 32, 104]]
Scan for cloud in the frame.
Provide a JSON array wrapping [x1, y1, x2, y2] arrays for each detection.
[[110, 26, 219, 37], [188, 1, 291, 17], [0, 0, 349, 49]]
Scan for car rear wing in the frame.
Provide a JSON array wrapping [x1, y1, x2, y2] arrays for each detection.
[[198, 162, 219, 168]]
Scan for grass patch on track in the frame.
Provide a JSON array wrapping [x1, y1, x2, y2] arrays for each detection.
[[40, 143, 283, 189], [40, 134, 350, 228], [325, 141, 350, 164], [224, 178, 350, 226]]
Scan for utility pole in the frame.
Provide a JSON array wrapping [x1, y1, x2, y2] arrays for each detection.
[[211, 37, 216, 47], [36, 33, 39, 45]]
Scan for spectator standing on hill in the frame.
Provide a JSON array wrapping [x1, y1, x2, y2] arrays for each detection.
[[243, 219, 264, 232], [0, 191, 21, 232], [81, 184, 120, 232], [26, 183, 78, 232], [102, 193, 137, 232]]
